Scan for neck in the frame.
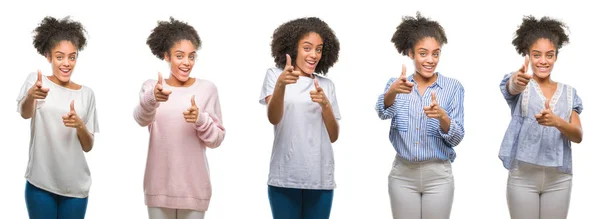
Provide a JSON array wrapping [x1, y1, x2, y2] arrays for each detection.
[[295, 66, 314, 78], [533, 74, 553, 86], [166, 75, 195, 87], [49, 75, 71, 88], [413, 71, 437, 86]]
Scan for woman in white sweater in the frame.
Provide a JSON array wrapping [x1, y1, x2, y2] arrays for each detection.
[[16, 16, 99, 219]]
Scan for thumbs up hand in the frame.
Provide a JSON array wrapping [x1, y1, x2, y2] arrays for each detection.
[[62, 100, 84, 129], [310, 78, 330, 108], [423, 91, 447, 120], [28, 70, 50, 100], [154, 72, 172, 102], [183, 95, 199, 123], [536, 99, 560, 127]]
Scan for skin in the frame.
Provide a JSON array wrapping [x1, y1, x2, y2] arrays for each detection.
[[265, 32, 339, 143], [20, 40, 93, 152], [384, 37, 450, 133]]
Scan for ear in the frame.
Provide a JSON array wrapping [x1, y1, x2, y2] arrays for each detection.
[[164, 52, 170, 62], [46, 53, 52, 63], [408, 49, 415, 60]]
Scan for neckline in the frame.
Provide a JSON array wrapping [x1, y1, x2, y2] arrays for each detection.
[[530, 80, 562, 111], [44, 76, 82, 91]]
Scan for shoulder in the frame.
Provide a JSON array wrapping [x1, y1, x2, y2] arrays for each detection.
[[314, 73, 335, 86], [194, 78, 218, 92], [79, 85, 96, 98], [266, 67, 283, 76], [437, 73, 464, 91]]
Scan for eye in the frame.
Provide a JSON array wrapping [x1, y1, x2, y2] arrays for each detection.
[[57, 56, 63, 60], [177, 55, 183, 59], [420, 52, 426, 57], [189, 55, 195, 60], [533, 54, 541, 58], [433, 53, 439, 58], [69, 56, 76, 61], [547, 54, 554, 59], [316, 48, 322, 53]]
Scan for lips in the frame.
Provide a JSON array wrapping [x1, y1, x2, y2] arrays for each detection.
[[179, 67, 191, 75], [59, 68, 71, 75], [422, 65, 435, 71], [306, 60, 317, 68], [537, 66, 549, 72]]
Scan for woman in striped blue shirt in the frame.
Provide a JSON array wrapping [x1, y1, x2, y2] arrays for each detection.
[[375, 12, 465, 219], [499, 16, 583, 219]]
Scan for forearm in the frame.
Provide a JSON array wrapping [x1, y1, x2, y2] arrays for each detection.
[[383, 90, 397, 109], [267, 83, 286, 125], [20, 95, 36, 119], [322, 104, 339, 143], [134, 90, 159, 126], [195, 112, 226, 148], [556, 119, 583, 143], [439, 115, 451, 134], [76, 125, 94, 152]]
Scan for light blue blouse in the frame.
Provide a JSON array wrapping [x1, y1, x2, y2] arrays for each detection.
[[499, 72, 583, 173]]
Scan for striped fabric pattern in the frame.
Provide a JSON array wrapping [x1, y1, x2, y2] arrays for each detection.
[[376, 73, 465, 162]]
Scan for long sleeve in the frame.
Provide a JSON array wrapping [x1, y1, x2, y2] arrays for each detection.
[[194, 83, 225, 148], [439, 84, 465, 147], [376, 78, 398, 120], [134, 80, 160, 127]]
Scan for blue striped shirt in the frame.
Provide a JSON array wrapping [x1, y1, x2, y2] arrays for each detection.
[[376, 73, 465, 162]]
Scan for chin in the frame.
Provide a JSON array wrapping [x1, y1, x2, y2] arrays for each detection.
[[419, 71, 436, 78], [533, 72, 551, 79]]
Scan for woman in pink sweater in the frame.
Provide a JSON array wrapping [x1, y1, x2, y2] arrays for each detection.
[[133, 17, 226, 219]]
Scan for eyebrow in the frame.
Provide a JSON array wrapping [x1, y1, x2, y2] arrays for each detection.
[[54, 51, 77, 55], [418, 48, 441, 51], [302, 42, 323, 46], [175, 50, 196, 54], [532, 50, 555, 53]]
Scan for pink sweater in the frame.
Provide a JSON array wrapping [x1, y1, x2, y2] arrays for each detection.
[[134, 78, 225, 211]]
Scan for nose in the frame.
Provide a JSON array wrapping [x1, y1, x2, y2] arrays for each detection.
[[309, 50, 317, 58], [425, 55, 434, 63]]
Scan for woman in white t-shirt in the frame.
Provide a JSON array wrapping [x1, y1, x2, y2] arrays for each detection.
[[16, 16, 99, 219], [259, 17, 341, 219]]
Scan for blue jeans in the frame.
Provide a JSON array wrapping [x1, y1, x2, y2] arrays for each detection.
[[25, 181, 88, 219], [268, 185, 334, 219]]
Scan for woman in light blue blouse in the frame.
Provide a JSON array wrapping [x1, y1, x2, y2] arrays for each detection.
[[499, 15, 583, 219], [375, 12, 465, 219]]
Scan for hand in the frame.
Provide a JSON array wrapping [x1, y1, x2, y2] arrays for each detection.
[[536, 99, 561, 127], [154, 72, 172, 102], [310, 78, 330, 108], [62, 100, 84, 129], [276, 54, 301, 86], [183, 95, 199, 123], [512, 55, 533, 87], [388, 64, 415, 94], [28, 70, 50, 99], [423, 91, 448, 120]]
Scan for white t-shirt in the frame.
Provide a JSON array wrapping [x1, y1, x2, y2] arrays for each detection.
[[259, 67, 341, 190], [17, 72, 99, 198]]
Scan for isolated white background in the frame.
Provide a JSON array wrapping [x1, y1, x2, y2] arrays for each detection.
[[0, 0, 597, 218]]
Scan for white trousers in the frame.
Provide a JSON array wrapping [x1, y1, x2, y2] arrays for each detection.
[[507, 161, 572, 219], [148, 207, 206, 219], [388, 155, 454, 219]]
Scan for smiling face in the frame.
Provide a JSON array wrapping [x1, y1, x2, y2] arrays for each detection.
[[46, 40, 78, 83], [408, 37, 441, 79], [528, 38, 557, 79], [294, 32, 323, 76], [164, 39, 196, 82]]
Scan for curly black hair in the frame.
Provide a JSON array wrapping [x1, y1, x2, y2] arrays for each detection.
[[147, 17, 201, 60], [32, 16, 87, 56], [391, 12, 447, 56], [271, 17, 340, 75], [512, 15, 569, 56]]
